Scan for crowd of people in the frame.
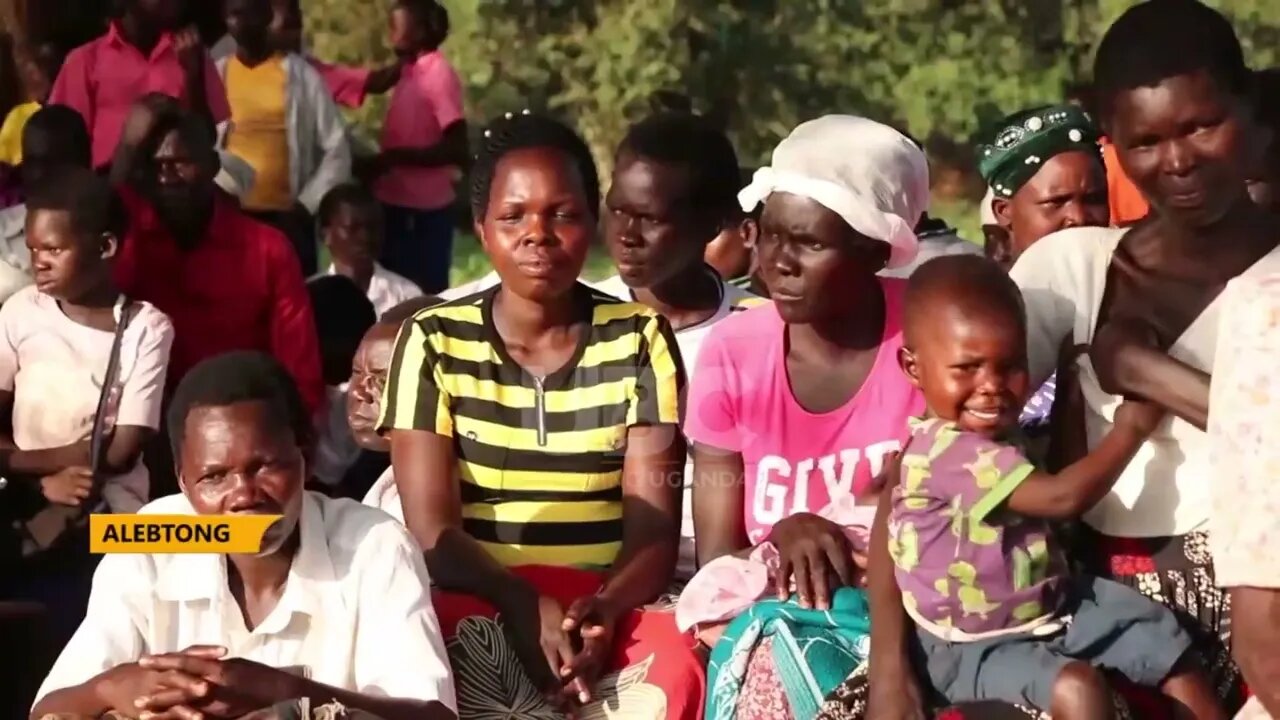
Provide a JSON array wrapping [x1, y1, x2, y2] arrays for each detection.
[[1, 0, 1279, 718]]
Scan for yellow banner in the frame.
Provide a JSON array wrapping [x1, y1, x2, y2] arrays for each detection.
[[89, 514, 283, 554]]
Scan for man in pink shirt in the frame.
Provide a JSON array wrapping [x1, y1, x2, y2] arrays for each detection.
[[49, 0, 229, 172], [271, 0, 406, 110], [361, 0, 468, 294]]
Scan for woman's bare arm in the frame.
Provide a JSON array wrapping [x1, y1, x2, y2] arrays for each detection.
[[691, 442, 750, 567], [595, 424, 685, 610], [389, 429, 529, 606], [1114, 345, 1208, 430]]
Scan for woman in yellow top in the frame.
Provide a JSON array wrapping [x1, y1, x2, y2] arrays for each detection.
[[378, 111, 705, 719]]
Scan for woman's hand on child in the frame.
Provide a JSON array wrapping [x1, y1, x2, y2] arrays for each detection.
[[768, 513, 856, 610], [40, 466, 93, 506], [1115, 399, 1166, 437]]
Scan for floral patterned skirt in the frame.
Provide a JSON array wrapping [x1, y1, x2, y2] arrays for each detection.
[[432, 565, 705, 720], [1081, 528, 1247, 714]]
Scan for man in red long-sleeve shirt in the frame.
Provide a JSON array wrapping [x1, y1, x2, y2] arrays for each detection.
[[110, 100, 323, 418]]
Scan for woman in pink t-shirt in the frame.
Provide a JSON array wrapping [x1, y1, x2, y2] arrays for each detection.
[[687, 116, 928, 609]]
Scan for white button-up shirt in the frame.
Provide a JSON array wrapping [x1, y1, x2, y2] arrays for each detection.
[[34, 491, 456, 712], [324, 263, 423, 318]]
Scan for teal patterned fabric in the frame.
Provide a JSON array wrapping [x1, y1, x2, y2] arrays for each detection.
[[706, 588, 872, 720]]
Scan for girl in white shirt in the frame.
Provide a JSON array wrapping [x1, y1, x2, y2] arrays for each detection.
[[0, 167, 174, 658]]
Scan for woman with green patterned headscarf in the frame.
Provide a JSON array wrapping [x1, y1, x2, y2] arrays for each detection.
[[978, 104, 1109, 269]]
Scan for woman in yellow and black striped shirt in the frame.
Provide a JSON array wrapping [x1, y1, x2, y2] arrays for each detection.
[[378, 112, 704, 718]]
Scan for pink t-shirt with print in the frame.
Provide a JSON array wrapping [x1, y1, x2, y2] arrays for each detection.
[[374, 50, 465, 211], [685, 278, 924, 545]]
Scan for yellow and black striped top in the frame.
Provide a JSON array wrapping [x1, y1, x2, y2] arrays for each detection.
[[378, 283, 685, 569]]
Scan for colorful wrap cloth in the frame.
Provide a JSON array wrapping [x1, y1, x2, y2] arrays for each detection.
[[675, 494, 876, 633], [706, 589, 872, 720]]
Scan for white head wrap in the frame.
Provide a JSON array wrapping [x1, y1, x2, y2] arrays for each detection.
[[738, 115, 930, 270], [980, 187, 998, 225]]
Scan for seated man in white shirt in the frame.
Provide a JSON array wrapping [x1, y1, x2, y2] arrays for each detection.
[[319, 184, 423, 317], [354, 298, 441, 520], [31, 352, 456, 720]]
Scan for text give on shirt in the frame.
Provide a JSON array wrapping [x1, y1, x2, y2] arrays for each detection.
[[89, 514, 283, 554]]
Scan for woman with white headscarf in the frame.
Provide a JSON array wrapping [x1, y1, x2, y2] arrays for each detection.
[[681, 116, 928, 719]]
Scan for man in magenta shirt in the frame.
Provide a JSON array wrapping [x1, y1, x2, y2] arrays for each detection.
[[49, 0, 230, 172], [362, 0, 468, 295]]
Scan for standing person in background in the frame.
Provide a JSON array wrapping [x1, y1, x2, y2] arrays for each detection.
[[217, 0, 351, 276], [363, 0, 468, 295], [210, 0, 407, 111], [320, 183, 423, 316], [267, 0, 407, 110], [49, 0, 230, 172], [595, 111, 766, 582]]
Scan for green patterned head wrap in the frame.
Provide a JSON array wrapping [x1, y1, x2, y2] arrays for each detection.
[[978, 104, 1102, 199]]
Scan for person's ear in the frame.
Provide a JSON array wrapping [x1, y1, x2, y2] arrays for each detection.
[[474, 220, 489, 251], [982, 224, 1013, 269], [99, 232, 120, 261], [740, 216, 759, 249], [898, 346, 922, 388], [992, 197, 1014, 230]]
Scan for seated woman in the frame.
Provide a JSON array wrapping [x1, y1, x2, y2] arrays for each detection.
[[980, 103, 1109, 272], [683, 116, 928, 719], [976, 104, 1110, 459], [31, 352, 456, 720], [377, 112, 704, 719], [868, 2, 1280, 717]]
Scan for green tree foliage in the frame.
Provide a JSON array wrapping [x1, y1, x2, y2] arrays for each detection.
[[303, 0, 1278, 178]]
